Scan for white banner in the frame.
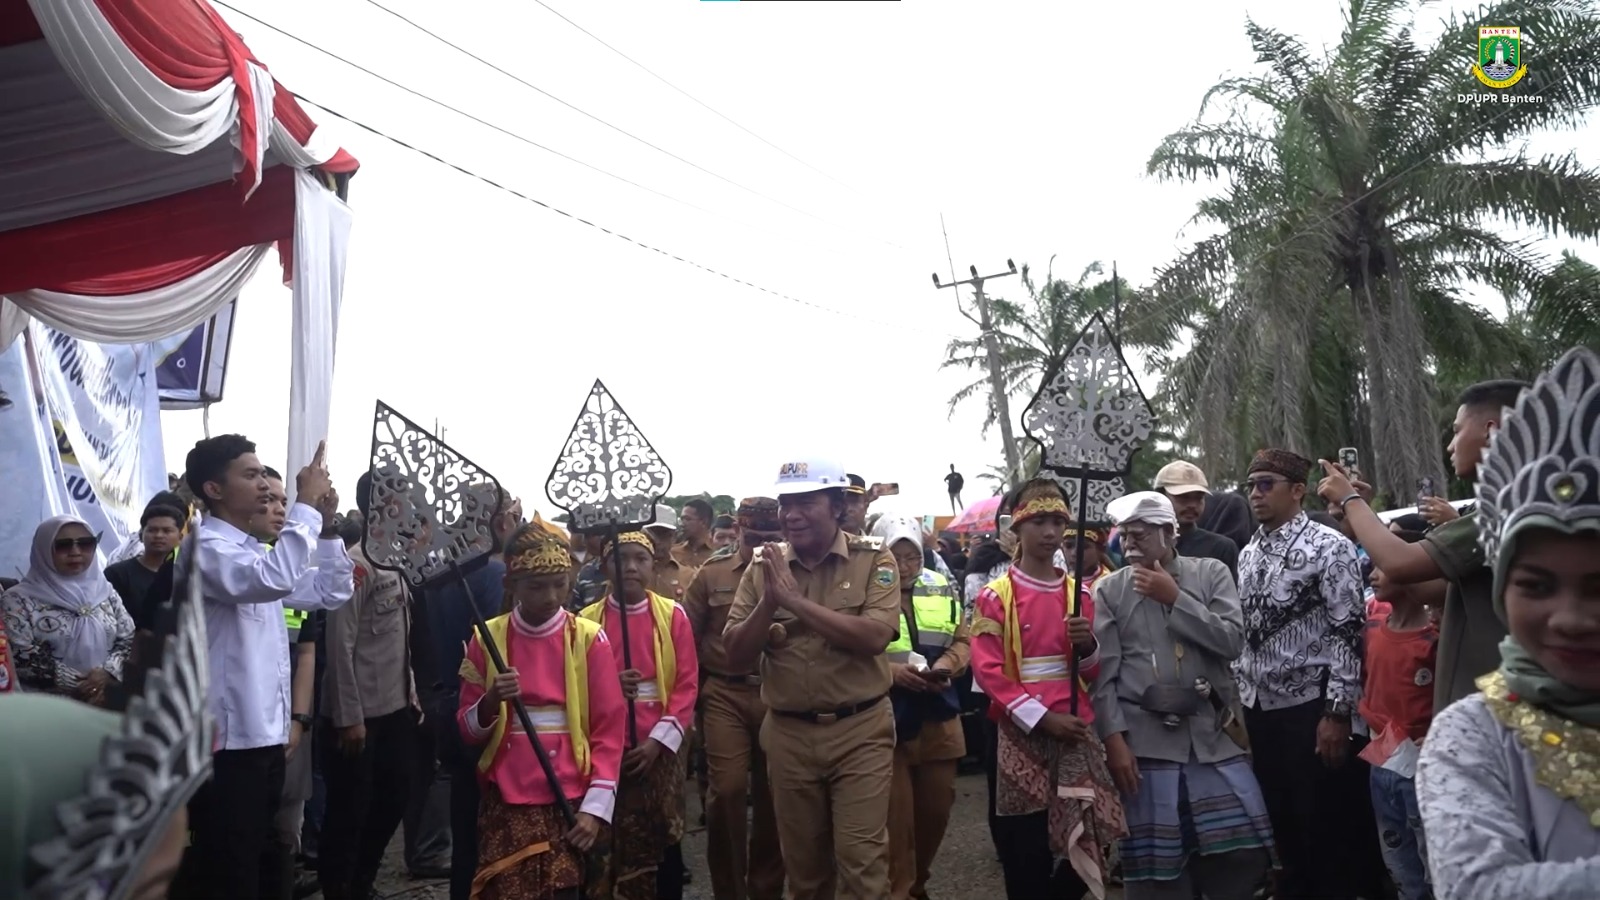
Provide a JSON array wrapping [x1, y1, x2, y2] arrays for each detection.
[[26, 323, 167, 557], [0, 340, 69, 579]]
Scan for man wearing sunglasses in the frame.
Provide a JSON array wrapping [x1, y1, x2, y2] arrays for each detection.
[[1234, 449, 1368, 900], [680, 497, 785, 900]]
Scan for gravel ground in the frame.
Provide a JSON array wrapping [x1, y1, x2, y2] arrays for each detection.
[[358, 771, 1122, 900]]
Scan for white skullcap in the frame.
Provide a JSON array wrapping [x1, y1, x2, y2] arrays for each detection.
[[1107, 491, 1177, 527]]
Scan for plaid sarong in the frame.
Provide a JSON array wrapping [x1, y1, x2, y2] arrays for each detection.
[[1118, 756, 1278, 883]]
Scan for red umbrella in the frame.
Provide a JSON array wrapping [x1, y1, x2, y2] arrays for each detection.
[[946, 495, 1002, 533]]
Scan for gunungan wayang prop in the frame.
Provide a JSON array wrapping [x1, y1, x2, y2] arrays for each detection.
[[361, 401, 576, 826], [23, 532, 213, 900], [1021, 300, 1155, 713], [544, 380, 673, 748]]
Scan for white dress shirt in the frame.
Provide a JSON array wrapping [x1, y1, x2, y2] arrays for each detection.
[[199, 503, 354, 751]]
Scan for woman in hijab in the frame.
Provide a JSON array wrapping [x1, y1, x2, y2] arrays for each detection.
[[1415, 346, 1600, 899], [0, 515, 134, 704], [1, 539, 213, 900]]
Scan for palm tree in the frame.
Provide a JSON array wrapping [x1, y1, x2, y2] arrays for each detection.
[[1139, 0, 1600, 499]]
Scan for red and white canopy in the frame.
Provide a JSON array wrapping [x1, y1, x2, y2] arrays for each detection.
[[0, 0, 359, 476]]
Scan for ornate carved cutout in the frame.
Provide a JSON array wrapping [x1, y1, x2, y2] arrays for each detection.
[[1022, 312, 1155, 525], [545, 380, 673, 533], [363, 401, 502, 585]]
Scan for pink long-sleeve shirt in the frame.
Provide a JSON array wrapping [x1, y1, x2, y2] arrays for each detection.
[[971, 566, 1101, 733], [592, 595, 699, 753], [458, 608, 626, 822]]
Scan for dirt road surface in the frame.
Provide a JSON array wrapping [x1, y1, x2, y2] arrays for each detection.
[[361, 771, 1124, 899]]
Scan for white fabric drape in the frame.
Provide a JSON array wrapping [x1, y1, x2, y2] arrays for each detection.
[[286, 168, 352, 480], [0, 243, 270, 349]]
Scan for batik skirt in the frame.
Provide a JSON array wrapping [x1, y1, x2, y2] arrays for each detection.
[[601, 750, 685, 900], [1118, 756, 1278, 883], [473, 785, 584, 900], [995, 718, 1128, 899]]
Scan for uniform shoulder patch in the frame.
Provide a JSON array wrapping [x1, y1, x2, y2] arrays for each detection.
[[873, 566, 897, 587]]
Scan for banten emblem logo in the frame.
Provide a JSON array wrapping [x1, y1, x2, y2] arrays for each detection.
[[1472, 26, 1527, 89]]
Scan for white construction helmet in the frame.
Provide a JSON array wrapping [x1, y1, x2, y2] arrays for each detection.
[[773, 456, 852, 496]]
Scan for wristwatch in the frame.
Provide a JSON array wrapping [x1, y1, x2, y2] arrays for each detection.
[[291, 713, 313, 729], [1323, 699, 1352, 719]]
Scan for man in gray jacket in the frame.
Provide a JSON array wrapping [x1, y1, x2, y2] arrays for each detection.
[[1091, 492, 1277, 900]]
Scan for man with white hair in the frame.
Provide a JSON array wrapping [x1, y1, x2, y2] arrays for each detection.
[[1091, 492, 1276, 900]]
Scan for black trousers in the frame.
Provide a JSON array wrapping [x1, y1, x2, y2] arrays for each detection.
[[173, 745, 288, 900], [983, 714, 1091, 900], [446, 757, 481, 900], [402, 711, 453, 871], [318, 708, 416, 899], [1246, 699, 1387, 900]]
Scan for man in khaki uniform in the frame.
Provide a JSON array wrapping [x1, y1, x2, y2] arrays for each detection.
[[724, 457, 900, 900], [645, 504, 690, 601], [683, 497, 786, 900], [674, 497, 719, 570]]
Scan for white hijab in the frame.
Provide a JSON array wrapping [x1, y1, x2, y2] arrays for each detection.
[[4, 515, 117, 672]]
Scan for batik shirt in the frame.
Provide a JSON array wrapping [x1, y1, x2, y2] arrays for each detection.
[[1234, 512, 1364, 711]]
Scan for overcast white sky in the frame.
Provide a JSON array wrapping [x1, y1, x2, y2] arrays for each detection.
[[159, 0, 1598, 519]]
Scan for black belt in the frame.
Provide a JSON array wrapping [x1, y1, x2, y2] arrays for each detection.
[[771, 694, 886, 725], [704, 671, 762, 687]]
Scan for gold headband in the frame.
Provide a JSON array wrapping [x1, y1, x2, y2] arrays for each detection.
[[602, 531, 655, 557], [507, 541, 573, 577], [1063, 527, 1106, 544], [1011, 495, 1069, 529]]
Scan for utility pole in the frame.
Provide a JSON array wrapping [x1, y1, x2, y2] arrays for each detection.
[[934, 259, 1022, 487]]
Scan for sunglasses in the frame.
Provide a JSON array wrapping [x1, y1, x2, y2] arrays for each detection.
[[1246, 477, 1287, 495], [54, 536, 99, 552]]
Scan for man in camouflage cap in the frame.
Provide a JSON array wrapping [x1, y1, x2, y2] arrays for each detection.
[[681, 498, 786, 899]]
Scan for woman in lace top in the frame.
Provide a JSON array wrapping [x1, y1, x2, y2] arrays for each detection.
[[0, 516, 134, 704], [1414, 347, 1600, 900]]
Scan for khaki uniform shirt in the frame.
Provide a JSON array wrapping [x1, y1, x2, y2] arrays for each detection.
[[725, 530, 900, 713], [323, 545, 413, 728], [653, 556, 688, 602], [683, 553, 754, 677], [673, 538, 716, 572], [1421, 511, 1501, 709]]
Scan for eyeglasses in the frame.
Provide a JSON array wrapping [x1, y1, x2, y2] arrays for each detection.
[[1246, 477, 1287, 495], [53, 536, 99, 552]]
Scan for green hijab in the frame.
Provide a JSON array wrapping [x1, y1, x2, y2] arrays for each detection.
[[0, 694, 121, 897], [1492, 515, 1600, 728]]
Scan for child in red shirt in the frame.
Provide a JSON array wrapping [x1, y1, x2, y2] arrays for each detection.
[[1358, 533, 1441, 900]]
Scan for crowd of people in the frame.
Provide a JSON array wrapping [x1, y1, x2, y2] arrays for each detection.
[[1, 347, 1597, 900]]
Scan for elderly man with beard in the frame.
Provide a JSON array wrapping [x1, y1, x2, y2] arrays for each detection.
[[1093, 492, 1274, 900], [724, 458, 900, 900]]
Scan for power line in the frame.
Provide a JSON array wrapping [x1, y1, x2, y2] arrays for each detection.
[[528, 0, 863, 197], [212, 1, 718, 217], [354, 0, 907, 250], [291, 93, 959, 339]]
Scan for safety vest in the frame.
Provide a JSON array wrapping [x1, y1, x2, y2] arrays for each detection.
[[886, 569, 960, 663], [284, 607, 307, 632]]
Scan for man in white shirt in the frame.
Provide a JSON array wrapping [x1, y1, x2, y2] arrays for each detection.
[[170, 435, 354, 900]]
